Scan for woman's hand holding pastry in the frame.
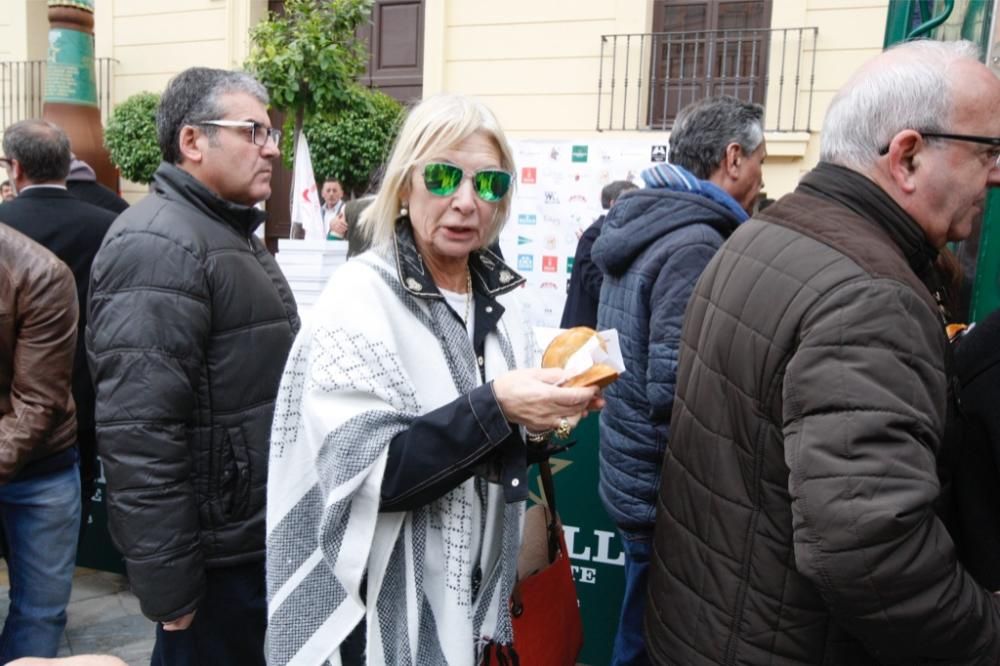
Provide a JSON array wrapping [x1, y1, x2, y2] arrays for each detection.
[[492, 368, 599, 433]]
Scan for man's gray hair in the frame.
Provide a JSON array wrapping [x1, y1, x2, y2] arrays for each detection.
[[820, 39, 981, 171], [2, 119, 71, 182], [601, 180, 638, 209], [668, 96, 764, 179], [156, 67, 269, 164]]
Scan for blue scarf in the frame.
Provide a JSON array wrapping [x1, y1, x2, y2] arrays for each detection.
[[641, 163, 749, 222]]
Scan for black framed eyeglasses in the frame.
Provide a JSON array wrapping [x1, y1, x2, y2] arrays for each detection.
[[196, 120, 281, 148], [879, 130, 1000, 168]]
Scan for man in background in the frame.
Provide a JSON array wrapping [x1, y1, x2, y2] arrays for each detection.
[[321, 176, 347, 238], [66, 156, 129, 214], [593, 96, 765, 665], [560, 180, 637, 329], [0, 120, 116, 536]]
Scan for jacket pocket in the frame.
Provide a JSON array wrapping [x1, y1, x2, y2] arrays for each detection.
[[221, 426, 252, 520]]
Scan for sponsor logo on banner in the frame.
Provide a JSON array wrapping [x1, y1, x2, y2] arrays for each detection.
[[549, 146, 560, 161], [542, 256, 559, 272], [541, 168, 566, 184], [572, 145, 589, 163], [517, 236, 533, 246], [567, 256, 575, 273], [518, 144, 543, 158], [517, 254, 534, 271], [569, 194, 588, 204], [544, 192, 560, 204], [542, 215, 562, 227], [651, 145, 668, 162], [521, 167, 537, 184], [518, 213, 537, 225], [544, 234, 559, 251], [540, 281, 559, 290]]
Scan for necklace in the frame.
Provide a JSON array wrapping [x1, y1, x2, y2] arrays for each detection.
[[463, 269, 473, 325]]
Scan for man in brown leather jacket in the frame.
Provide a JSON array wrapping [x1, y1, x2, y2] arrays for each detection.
[[0, 223, 81, 661]]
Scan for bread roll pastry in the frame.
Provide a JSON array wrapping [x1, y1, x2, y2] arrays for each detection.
[[541, 326, 620, 388]]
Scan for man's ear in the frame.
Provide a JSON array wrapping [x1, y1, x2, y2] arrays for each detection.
[[884, 130, 923, 194], [178, 126, 204, 165], [10, 159, 23, 182], [724, 142, 743, 179]]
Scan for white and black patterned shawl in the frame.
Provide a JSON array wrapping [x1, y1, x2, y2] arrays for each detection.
[[266, 238, 532, 665]]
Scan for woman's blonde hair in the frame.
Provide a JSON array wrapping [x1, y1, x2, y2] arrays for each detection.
[[358, 93, 516, 249]]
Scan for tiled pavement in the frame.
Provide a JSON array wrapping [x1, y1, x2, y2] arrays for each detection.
[[0, 564, 155, 665]]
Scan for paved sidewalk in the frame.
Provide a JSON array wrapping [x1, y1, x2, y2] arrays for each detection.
[[0, 564, 155, 665]]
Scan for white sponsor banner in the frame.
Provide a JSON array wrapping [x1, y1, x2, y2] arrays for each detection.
[[500, 139, 670, 328]]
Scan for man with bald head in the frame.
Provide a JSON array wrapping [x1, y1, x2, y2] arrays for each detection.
[[644, 40, 1000, 665]]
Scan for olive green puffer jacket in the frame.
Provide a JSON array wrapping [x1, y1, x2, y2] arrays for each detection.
[[645, 169, 1000, 665]]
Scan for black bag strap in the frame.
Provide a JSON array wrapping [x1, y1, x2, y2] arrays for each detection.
[[538, 459, 561, 562]]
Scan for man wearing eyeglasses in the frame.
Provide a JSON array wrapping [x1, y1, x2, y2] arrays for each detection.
[[86, 67, 299, 666], [643, 40, 1000, 665]]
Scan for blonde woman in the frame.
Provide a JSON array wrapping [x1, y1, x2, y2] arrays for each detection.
[[266, 94, 602, 665]]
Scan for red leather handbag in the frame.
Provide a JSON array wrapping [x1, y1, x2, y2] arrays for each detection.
[[483, 459, 583, 665]]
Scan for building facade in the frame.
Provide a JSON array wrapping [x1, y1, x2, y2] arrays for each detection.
[[5, 0, 974, 201]]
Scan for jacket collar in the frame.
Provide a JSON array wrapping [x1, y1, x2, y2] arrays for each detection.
[[797, 162, 938, 280], [390, 216, 525, 301], [798, 161, 957, 323], [11, 185, 73, 199], [642, 162, 749, 223], [152, 162, 266, 236]]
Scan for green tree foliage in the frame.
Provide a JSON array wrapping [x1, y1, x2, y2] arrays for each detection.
[[303, 88, 404, 196], [103, 91, 161, 184], [245, 0, 374, 133], [246, 0, 403, 197]]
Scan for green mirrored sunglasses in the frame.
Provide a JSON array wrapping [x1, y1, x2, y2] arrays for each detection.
[[422, 162, 512, 202]]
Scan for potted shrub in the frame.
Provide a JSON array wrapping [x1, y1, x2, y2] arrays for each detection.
[[104, 91, 160, 185]]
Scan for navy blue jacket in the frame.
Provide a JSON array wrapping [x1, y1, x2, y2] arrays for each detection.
[[560, 215, 605, 328], [592, 187, 743, 532]]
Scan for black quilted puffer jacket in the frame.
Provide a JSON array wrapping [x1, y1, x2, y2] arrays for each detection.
[[87, 163, 300, 622], [645, 163, 1000, 665]]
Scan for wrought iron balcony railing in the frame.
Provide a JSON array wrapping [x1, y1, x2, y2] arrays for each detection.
[[0, 57, 116, 129], [597, 27, 818, 133]]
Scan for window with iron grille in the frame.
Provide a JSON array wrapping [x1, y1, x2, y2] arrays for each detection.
[[649, 0, 772, 129]]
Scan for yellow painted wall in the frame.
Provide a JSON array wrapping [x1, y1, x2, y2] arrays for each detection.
[[0, 0, 893, 200], [427, 0, 890, 198], [424, 0, 652, 136], [0, 1, 42, 62], [0, 1, 48, 136], [95, 0, 266, 200]]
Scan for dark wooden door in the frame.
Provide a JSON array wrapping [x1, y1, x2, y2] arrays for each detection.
[[360, 0, 425, 104]]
